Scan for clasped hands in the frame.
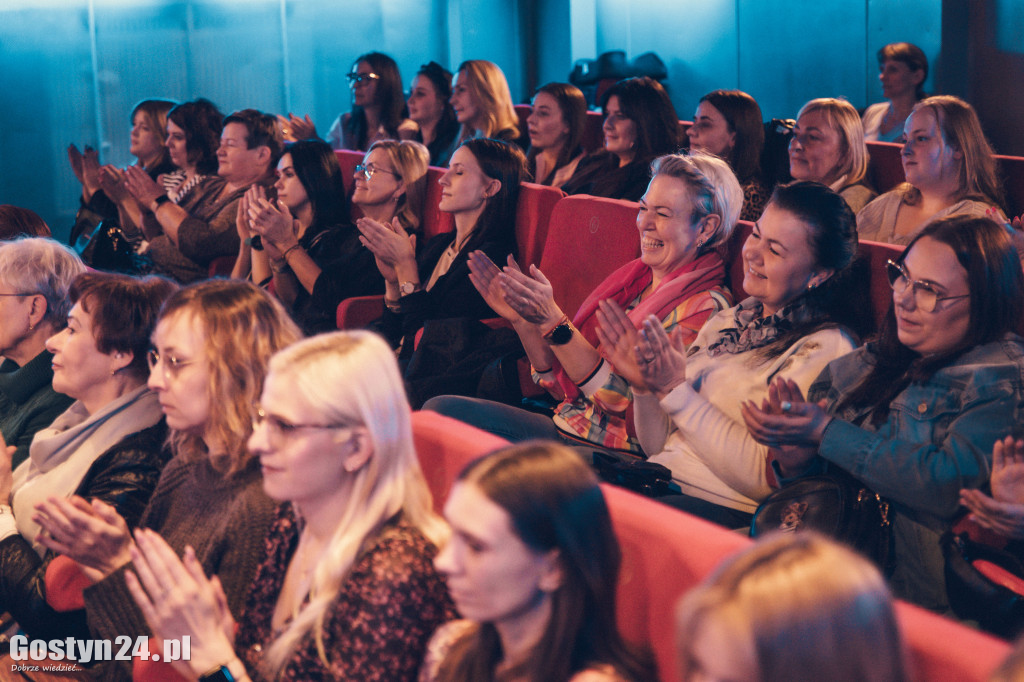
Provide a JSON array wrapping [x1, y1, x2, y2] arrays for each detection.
[[740, 378, 831, 477], [357, 216, 417, 283], [236, 185, 300, 259]]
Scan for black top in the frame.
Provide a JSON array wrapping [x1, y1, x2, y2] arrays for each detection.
[[561, 150, 652, 202]]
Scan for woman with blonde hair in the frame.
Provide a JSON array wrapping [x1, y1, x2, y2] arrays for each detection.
[[422, 441, 654, 682], [857, 95, 1006, 245], [234, 138, 428, 334], [789, 98, 876, 213], [449, 60, 524, 150], [676, 532, 908, 682], [125, 331, 455, 681], [34, 279, 301, 679]]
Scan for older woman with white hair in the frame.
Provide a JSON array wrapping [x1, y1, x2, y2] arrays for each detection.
[[0, 238, 86, 469], [426, 151, 740, 455], [125, 331, 455, 682]]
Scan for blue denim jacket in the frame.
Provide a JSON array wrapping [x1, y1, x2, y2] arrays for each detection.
[[803, 334, 1024, 611]]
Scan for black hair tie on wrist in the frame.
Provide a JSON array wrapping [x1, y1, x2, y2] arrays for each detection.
[[246, 235, 264, 251]]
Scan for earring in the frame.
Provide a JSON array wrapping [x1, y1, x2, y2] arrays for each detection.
[[696, 238, 705, 249]]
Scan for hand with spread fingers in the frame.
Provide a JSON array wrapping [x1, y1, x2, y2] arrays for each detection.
[[740, 378, 829, 477], [277, 113, 317, 143], [32, 495, 134, 581], [247, 186, 298, 254], [123, 164, 166, 208], [497, 259, 563, 328], [357, 216, 416, 284], [467, 251, 523, 324], [593, 300, 647, 391], [959, 436, 1024, 540], [630, 314, 688, 398], [125, 528, 241, 679]]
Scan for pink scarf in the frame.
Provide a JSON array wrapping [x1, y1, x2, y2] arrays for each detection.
[[555, 251, 726, 399]]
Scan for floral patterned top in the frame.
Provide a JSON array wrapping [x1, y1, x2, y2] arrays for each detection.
[[236, 504, 457, 681]]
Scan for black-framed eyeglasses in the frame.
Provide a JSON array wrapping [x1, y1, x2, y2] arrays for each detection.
[[252, 405, 352, 440], [0, 292, 36, 297], [885, 260, 970, 313], [347, 72, 380, 86], [354, 163, 400, 181], [146, 349, 196, 379]]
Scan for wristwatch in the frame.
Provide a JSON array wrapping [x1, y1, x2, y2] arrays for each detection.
[[399, 281, 420, 296], [545, 321, 573, 346], [199, 665, 236, 682]]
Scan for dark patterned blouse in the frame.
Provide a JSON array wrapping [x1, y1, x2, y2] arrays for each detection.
[[236, 503, 457, 681]]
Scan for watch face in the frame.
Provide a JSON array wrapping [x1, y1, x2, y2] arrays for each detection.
[[400, 282, 415, 295], [549, 323, 573, 345]]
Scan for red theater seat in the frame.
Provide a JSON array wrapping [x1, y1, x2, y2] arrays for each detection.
[[514, 182, 565, 268], [867, 141, 906, 194], [998, 154, 1024, 218], [334, 149, 363, 198]]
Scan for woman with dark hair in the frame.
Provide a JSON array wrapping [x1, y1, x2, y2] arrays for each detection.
[[409, 61, 460, 166], [102, 99, 225, 254], [618, 181, 870, 527], [421, 441, 655, 682], [526, 82, 587, 187], [789, 98, 877, 213], [70, 99, 177, 247], [0, 272, 177, 642], [858, 95, 1006, 245], [234, 138, 428, 334], [862, 42, 929, 143], [743, 215, 1024, 612], [687, 89, 769, 221], [676, 533, 908, 682], [562, 77, 682, 201], [448, 60, 524, 152], [0, 205, 51, 240]]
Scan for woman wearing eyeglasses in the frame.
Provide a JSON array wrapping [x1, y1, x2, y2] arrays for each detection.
[[33, 279, 301, 679], [233, 139, 428, 334], [123, 331, 456, 682], [742, 215, 1024, 612], [0, 272, 175, 642], [280, 53, 416, 152]]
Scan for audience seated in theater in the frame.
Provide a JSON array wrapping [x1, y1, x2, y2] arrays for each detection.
[[0, 272, 176, 642], [857, 95, 1006, 245], [562, 77, 682, 202], [743, 215, 1024, 613], [357, 138, 525, 404], [33, 280, 300, 679], [235, 139, 428, 334], [130, 107, 282, 282], [687, 89, 770, 221], [616, 182, 869, 528], [281, 52, 416, 153], [0, 205, 51, 241], [676, 532, 908, 682], [420, 441, 656, 682], [525, 82, 587, 188], [408, 61, 460, 167], [789, 98, 877, 213], [105, 99, 223, 263], [961, 436, 1024, 541], [0, 238, 85, 469], [862, 42, 928, 143], [125, 331, 455, 682], [425, 152, 739, 455], [448, 60, 525, 153], [69, 99, 176, 248]]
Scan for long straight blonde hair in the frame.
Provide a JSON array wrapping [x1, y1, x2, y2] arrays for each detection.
[[261, 330, 447, 677]]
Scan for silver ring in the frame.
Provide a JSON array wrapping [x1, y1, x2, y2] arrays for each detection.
[[781, 401, 792, 412]]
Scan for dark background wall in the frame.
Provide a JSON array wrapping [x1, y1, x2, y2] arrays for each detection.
[[0, 0, 1020, 242]]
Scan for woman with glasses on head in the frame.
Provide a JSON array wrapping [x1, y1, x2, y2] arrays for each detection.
[[124, 331, 455, 681], [743, 215, 1024, 613], [562, 77, 682, 202], [0, 272, 176, 643], [280, 52, 416, 152], [857, 95, 1006, 246], [788, 98, 877, 213], [408, 61, 460, 167], [0, 238, 86, 470], [34, 279, 301, 679], [234, 139, 428, 334]]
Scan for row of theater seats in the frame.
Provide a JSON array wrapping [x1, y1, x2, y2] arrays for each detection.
[[510, 105, 1024, 218], [42, 409, 1012, 682]]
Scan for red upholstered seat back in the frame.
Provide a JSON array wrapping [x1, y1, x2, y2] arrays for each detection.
[[421, 166, 455, 240], [867, 141, 906, 194], [862, 239, 905, 330], [582, 110, 605, 153], [998, 154, 1024, 218], [335, 149, 363, 198], [725, 220, 754, 302], [538, 194, 641, 319], [514, 182, 565, 268]]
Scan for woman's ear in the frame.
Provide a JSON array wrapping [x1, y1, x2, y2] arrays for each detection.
[[697, 214, 721, 244], [482, 178, 502, 200], [341, 426, 373, 473], [808, 268, 835, 290], [111, 350, 134, 374], [538, 548, 564, 593]]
